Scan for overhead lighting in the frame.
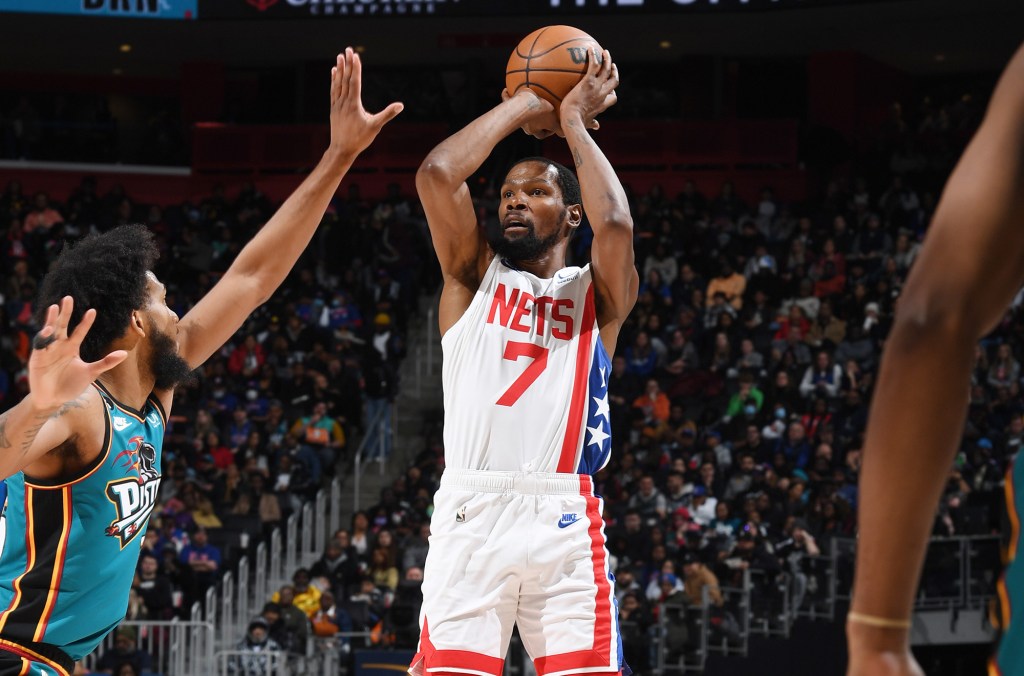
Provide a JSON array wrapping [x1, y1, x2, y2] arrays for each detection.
[[119, 43, 132, 53], [659, 40, 672, 49], [354, 45, 366, 54]]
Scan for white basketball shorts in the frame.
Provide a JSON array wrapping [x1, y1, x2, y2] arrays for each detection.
[[410, 470, 623, 676]]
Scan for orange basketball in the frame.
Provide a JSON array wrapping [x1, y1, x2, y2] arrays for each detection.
[[505, 25, 603, 108]]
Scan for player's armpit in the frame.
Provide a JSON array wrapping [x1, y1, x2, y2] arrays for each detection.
[[414, 171, 484, 285], [0, 387, 103, 481]]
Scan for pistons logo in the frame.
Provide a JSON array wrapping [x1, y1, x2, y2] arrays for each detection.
[[246, 0, 279, 10], [105, 437, 161, 549]]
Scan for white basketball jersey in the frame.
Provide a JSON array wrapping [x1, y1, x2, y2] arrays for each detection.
[[441, 256, 613, 474]]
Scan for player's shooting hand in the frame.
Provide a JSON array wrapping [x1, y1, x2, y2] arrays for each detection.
[[560, 48, 618, 132], [328, 47, 404, 159], [501, 88, 562, 139], [29, 296, 127, 411]]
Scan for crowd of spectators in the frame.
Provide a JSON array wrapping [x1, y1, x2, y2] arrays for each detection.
[[1, 83, 1013, 673], [255, 90, 1013, 671], [0, 173, 431, 643]]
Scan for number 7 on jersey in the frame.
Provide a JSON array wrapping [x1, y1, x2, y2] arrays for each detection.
[[496, 341, 549, 407]]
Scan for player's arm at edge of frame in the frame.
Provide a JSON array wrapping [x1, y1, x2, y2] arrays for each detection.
[[847, 42, 1024, 674]]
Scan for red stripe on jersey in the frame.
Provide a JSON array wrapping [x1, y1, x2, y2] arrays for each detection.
[[556, 285, 597, 473], [534, 477, 615, 675]]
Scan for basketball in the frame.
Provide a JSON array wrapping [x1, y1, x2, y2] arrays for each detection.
[[505, 25, 603, 108]]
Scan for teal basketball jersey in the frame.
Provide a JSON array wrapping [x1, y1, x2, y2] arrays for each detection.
[[993, 457, 1024, 676], [0, 382, 165, 661]]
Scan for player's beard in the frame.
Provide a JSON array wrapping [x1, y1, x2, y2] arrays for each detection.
[[149, 323, 194, 390], [485, 212, 565, 263]]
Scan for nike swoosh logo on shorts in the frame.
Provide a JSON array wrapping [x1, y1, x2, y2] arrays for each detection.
[[558, 514, 582, 529]]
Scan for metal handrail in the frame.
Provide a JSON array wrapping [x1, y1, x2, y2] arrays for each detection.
[[81, 618, 216, 676], [237, 555, 250, 636], [270, 527, 283, 588], [216, 648, 291, 675], [329, 477, 341, 538], [353, 403, 390, 512], [831, 534, 1000, 612], [221, 570, 234, 647], [285, 512, 298, 578], [301, 502, 314, 565], [254, 541, 268, 616], [315, 489, 328, 556]]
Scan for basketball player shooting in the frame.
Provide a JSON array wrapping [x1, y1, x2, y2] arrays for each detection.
[[411, 48, 637, 676], [847, 43, 1024, 676], [0, 49, 401, 676]]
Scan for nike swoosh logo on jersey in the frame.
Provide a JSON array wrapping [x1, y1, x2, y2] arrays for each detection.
[[558, 513, 582, 529], [113, 416, 131, 432], [555, 269, 581, 285]]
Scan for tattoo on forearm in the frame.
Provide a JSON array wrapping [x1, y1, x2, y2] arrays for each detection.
[[51, 397, 85, 419], [0, 395, 87, 457], [20, 414, 50, 456], [573, 147, 584, 168]]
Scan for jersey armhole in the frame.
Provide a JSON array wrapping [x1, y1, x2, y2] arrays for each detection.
[[441, 255, 504, 349], [147, 394, 168, 427], [23, 404, 112, 489]]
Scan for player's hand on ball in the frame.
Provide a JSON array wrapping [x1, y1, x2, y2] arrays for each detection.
[[329, 47, 404, 158], [502, 88, 563, 140], [560, 48, 618, 132], [29, 296, 127, 411]]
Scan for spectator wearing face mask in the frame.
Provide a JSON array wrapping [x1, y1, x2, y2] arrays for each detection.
[[762, 404, 790, 441], [724, 372, 764, 422]]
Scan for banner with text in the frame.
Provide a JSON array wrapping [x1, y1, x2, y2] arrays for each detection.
[[0, 0, 197, 19], [199, 0, 894, 20]]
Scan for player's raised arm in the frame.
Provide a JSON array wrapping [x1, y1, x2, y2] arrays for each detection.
[[560, 49, 638, 354], [416, 89, 557, 333], [848, 42, 1024, 676], [174, 48, 402, 372]]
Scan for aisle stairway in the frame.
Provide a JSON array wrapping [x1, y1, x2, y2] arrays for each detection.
[[339, 292, 443, 529]]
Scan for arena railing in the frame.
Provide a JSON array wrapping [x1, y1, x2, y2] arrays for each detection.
[[795, 545, 837, 622], [221, 567, 236, 650], [747, 568, 793, 639], [654, 571, 751, 674], [831, 534, 1000, 612], [254, 540, 268, 615], [704, 577, 751, 661], [216, 648, 291, 675], [285, 512, 298, 581], [352, 403, 393, 513], [81, 612, 216, 676], [201, 473, 343, 662], [413, 305, 439, 399]]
